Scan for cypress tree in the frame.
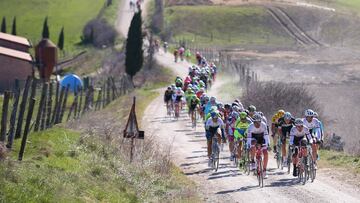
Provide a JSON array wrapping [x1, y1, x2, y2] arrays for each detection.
[[42, 17, 49, 38], [125, 10, 143, 81], [11, 17, 16, 35], [1, 17, 6, 33], [57, 27, 64, 50]]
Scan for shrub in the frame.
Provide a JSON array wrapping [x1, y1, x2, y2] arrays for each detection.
[[82, 19, 116, 48], [241, 81, 321, 119]]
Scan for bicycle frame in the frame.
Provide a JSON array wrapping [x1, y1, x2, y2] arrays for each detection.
[[255, 144, 264, 188]]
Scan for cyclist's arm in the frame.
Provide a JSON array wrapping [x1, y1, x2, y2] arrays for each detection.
[[289, 127, 295, 145], [246, 126, 253, 146], [263, 123, 270, 146]]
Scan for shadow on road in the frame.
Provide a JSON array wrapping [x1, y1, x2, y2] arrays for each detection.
[[265, 178, 299, 188], [215, 185, 259, 194]]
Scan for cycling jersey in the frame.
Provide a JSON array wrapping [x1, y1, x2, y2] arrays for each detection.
[[246, 122, 270, 146], [303, 118, 322, 140], [234, 118, 252, 140], [289, 126, 313, 145], [277, 117, 295, 137], [164, 90, 173, 102]]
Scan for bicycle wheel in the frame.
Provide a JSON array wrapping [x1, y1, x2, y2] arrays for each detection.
[[193, 110, 197, 130], [214, 145, 220, 172], [287, 147, 292, 174], [309, 157, 316, 182], [246, 150, 251, 175], [303, 158, 308, 185], [257, 157, 264, 188]]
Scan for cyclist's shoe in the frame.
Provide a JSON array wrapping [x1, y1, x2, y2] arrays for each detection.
[[314, 162, 318, 170], [293, 166, 298, 177], [264, 171, 268, 179]]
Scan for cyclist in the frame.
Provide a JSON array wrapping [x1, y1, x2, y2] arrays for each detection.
[[227, 111, 239, 161], [271, 109, 285, 154], [289, 118, 313, 177], [175, 77, 183, 88], [173, 87, 184, 117], [179, 47, 185, 61], [234, 112, 251, 164], [189, 93, 200, 126], [174, 49, 179, 62], [247, 105, 257, 120], [164, 86, 173, 112], [277, 112, 295, 167], [303, 109, 322, 169], [205, 111, 225, 166], [196, 52, 202, 65], [247, 113, 270, 178], [185, 48, 191, 61], [204, 96, 217, 116], [163, 41, 168, 53]]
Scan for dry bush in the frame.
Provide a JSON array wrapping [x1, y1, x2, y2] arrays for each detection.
[[241, 81, 322, 119], [82, 19, 117, 48]]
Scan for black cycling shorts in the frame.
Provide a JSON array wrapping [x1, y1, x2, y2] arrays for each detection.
[[293, 136, 307, 146], [251, 133, 265, 145]]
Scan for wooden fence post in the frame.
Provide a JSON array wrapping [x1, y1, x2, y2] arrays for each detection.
[[0, 91, 11, 142], [59, 85, 70, 123], [18, 98, 36, 161], [54, 86, 64, 124], [15, 76, 31, 139], [46, 82, 53, 128], [51, 81, 60, 124], [77, 87, 83, 118], [95, 88, 102, 110], [34, 82, 47, 132], [7, 81, 21, 149], [40, 83, 49, 131]]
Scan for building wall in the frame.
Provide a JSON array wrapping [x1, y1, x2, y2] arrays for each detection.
[[0, 55, 33, 92], [0, 40, 29, 52]]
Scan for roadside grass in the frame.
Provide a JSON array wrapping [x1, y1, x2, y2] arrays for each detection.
[[164, 5, 294, 47], [0, 0, 119, 55], [0, 63, 198, 202], [319, 149, 360, 174], [0, 127, 138, 202]]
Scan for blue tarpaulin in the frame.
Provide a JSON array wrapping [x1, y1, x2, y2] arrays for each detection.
[[60, 74, 83, 92]]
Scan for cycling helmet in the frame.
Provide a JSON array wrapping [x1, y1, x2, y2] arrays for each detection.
[[232, 105, 240, 112], [199, 88, 205, 92], [240, 112, 247, 119], [258, 111, 264, 117], [231, 111, 239, 119], [211, 111, 218, 119], [294, 118, 304, 126], [210, 96, 216, 102], [204, 96, 210, 101], [304, 109, 315, 117], [248, 105, 256, 112], [224, 103, 231, 109], [210, 106, 218, 113], [232, 102, 239, 107], [284, 112, 292, 120], [253, 113, 262, 122], [167, 86, 171, 90], [277, 109, 285, 117]]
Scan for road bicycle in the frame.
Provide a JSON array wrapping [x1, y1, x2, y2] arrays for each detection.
[[254, 144, 265, 188], [294, 145, 308, 185], [232, 139, 240, 167], [287, 145, 293, 174], [211, 134, 221, 172], [275, 134, 283, 170], [307, 144, 316, 182], [166, 100, 173, 118], [174, 101, 180, 119]]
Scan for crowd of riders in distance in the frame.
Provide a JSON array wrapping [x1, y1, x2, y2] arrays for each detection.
[[163, 52, 324, 180]]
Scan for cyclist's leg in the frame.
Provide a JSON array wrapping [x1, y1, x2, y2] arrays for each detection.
[[238, 139, 243, 159], [263, 146, 269, 171], [228, 134, 234, 156], [281, 133, 287, 161], [206, 131, 212, 158]]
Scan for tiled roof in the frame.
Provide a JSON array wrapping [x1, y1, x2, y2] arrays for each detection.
[[0, 32, 31, 47], [0, 46, 33, 62]]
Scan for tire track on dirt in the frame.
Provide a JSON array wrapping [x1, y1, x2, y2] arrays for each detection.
[[267, 6, 322, 47]]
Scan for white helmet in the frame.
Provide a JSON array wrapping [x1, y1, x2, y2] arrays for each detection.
[[295, 118, 304, 126], [304, 109, 315, 117]]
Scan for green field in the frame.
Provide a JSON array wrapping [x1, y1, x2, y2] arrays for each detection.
[[0, 0, 112, 55], [164, 5, 294, 47]]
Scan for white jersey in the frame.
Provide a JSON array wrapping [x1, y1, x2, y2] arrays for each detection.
[[246, 122, 270, 146], [303, 118, 322, 140], [289, 126, 313, 145], [206, 118, 224, 129]]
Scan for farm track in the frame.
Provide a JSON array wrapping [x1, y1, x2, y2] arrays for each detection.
[[267, 6, 322, 47]]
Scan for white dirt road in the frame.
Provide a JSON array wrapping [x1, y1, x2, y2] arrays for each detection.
[[116, 1, 360, 202]]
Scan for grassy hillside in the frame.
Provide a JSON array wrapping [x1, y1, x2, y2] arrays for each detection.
[[164, 5, 294, 47], [0, 0, 112, 54]]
